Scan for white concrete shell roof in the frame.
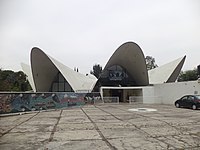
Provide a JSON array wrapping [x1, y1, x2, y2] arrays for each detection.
[[148, 56, 186, 84], [104, 42, 149, 85], [21, 63, 36, 92], [21, 42, 186, 92], [31, 47, 97, 92]]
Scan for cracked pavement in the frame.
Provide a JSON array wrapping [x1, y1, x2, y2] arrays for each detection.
[[1, 104, 200, 150]]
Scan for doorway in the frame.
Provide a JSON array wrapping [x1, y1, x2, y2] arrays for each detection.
[[101, 88, 143, 103], [111, 89, 123, 102]]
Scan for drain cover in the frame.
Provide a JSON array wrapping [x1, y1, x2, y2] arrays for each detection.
[[128, 108, 157, 112]]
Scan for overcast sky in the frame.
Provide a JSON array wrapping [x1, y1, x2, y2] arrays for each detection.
[[0, 0, 199, 74]]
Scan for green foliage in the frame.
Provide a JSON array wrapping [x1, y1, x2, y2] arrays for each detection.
[[90, 64, 102, 79], [178, 68, 198, 82], [0, 69, 32, 91], [145, 56, 158, 70]]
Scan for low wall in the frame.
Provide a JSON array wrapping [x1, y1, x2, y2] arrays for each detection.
[[154, 81, 200, 104], [0, 92, 101, 114]]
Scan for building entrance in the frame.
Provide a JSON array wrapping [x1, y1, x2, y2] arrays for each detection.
[[101, 87, 143, 103], [111, 89, 123, 102]]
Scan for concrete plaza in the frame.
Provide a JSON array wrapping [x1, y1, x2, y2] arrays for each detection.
[[1, 103, 200, 150]]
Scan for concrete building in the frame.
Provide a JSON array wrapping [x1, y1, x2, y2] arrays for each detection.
[[22, 47, 97, 93], [22, 42, 200, 104]]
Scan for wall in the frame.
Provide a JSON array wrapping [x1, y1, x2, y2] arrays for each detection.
[[142, 86, 156, 104], [100, 81, 200, 105], [0, 92, 100, 114], [142, 81, 200, 104], [154, 81, 200, 104]]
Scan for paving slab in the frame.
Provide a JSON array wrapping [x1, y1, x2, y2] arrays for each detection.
[[59, 116, 91, 124], [0, 132, 50, 150], [127, 117, 166, 128], [0, 114, 37, 135], [10, 124, 54, 133], [22, 117, 58, 125], [141, 125, 181, 137], [56, 122, 95, 131], [35, 110, 61, 118], [61, 110, 85, 116], [52, 130, 101, 141], [100, 128, 145, 139], [89, 115, 121, 123], [157, 134, 200, 149], [43, 140, 110, 150], [108, 137, 169, 150], [81, 111, 110, 116], [96, 122, 134, 129], [1, 103, 200, 149]]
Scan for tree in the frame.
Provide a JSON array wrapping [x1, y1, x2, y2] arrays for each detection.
[[145, 56, 158, 70], [178, 68, 198, 82], [90, 64, 102, 79], [0, 69, 32, 91]]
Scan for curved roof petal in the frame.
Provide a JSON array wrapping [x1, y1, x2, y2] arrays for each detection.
[[103, 42, 149, 86], [26, 42, 186, 92], [148, 56, 186, 84], [48, 55, 97, 92], [31, 48, 60, 92], [21, 63, 36, 92], [31, 47, 97, 92]]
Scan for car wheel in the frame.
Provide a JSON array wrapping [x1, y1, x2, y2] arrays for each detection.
[[175, 103, 180, 108], [192, 104, 197, 110]]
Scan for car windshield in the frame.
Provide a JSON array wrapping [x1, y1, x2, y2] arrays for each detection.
[[195, 95, 200, 99]]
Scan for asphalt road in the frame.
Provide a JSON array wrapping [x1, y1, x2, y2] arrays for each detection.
[[1, 103, 200, 150]]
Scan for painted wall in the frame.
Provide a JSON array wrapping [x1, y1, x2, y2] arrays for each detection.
[[0, 92, 101, 114]]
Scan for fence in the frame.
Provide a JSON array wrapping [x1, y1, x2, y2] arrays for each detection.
[[129, 96, 143, 104], [94, 97, 104, 104], [102, 97, 119, 104], [84, 92, 103, 104]]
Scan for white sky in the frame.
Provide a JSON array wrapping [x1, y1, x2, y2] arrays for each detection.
[[0, 0, 200, 74]]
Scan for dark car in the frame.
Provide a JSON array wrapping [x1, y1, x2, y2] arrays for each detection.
[[175, 95, 200, 110]]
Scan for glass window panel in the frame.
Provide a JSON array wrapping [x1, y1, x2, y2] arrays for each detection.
[[59, 83, 64, 91], [65, 82, 71, 92], [59, 73, 64, 82], [52, 83, 58, 92]]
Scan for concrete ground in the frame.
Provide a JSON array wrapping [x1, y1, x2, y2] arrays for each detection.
[[1, 103, 200, 150]]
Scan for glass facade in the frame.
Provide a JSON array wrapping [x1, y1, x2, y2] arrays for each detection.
[[97, 65, 136, 87], [50, 72, 73, 92]]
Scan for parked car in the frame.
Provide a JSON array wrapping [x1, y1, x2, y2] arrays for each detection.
[[175, 95, 200, 110]]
